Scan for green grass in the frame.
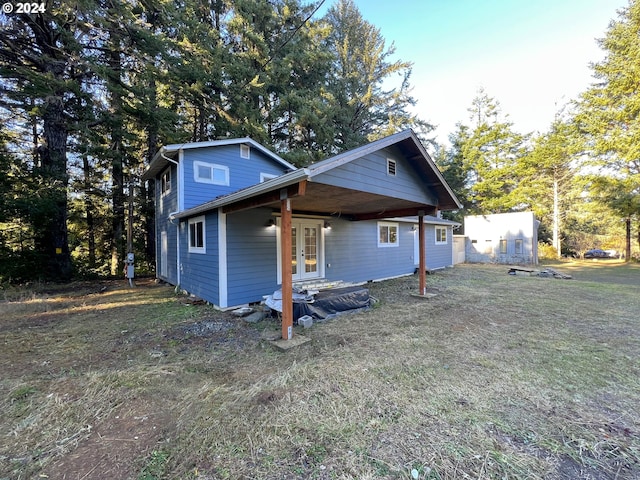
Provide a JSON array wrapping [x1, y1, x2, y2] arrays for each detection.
[[0, 266, 638, 479]]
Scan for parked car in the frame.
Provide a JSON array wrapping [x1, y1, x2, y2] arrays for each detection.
[[584, 249, 608, 259]]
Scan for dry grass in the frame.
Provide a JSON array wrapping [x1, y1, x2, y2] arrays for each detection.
[[0, 265, 638, 479]]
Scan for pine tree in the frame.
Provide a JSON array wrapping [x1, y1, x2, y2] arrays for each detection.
[[456, 90, 529, 214], [576, 0, 640, 260]]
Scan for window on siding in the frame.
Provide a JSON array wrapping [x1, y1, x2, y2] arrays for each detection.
[[161, 169, 171, 195], [194, 161, 229, 186], [499, 239, 507, 254], [387, 158, 396, 176], [435, 226, 447, 244], [515, 238, 523, 254], [188, 216, 206, 254], [260, 172, 277, 182], [378, 222, 398, 247], [240, 144, 250, 159]]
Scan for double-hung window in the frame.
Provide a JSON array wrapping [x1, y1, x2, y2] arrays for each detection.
[[435, 226, 447, 244], [188, 216, 206, 254]]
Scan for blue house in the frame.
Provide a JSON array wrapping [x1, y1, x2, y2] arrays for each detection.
[[142, 130, 462, 328]]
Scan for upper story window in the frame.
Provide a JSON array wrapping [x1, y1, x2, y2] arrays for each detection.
[[387, 158, 397, 176], [260, 173, 277, 182], [435, 226, 448, 244], [188, 216, 206, 254], [194, 160, 229, 186], [240, 144, 250, 159], [378, 221, 398, 247], [161, 168, 171, 195]]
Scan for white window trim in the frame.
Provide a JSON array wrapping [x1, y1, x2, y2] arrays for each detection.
[[378, 221, 399, 248], [260, 172, 277, 182], [240, 144, 250, 159], [435, 226, 448, 245], [193, 160, 229, 186], [188, 216, 206, 254], [160, 168, 171, 196]]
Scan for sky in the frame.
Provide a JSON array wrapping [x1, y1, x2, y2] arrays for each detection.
[[316, 0, 627, 146]]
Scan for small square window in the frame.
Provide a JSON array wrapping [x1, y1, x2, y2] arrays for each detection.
[[378, 222, 398, 247], [435, 226, 447, 244], [387, 159, 396, 176], [240, 144, 250, 159]]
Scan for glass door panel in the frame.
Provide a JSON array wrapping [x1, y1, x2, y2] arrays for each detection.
[[291, 226, 297, 276], [304, 227, 318, 274]]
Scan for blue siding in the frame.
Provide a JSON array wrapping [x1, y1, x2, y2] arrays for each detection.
[[421, 224, 454, 269], [313, 146, 439, 206], [182, 145, 289, 210], [178, 210, 220, 305], [324, 218, 416, 283], [156, 164, 178, 284], [226, 208, 280, 306]]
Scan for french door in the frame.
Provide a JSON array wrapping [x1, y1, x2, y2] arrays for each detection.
[[278, 219, 323, 282]]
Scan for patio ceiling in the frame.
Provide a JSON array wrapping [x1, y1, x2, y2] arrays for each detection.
[[221, 180, 438, 220]]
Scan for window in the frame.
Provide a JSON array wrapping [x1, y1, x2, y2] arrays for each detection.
[[387, 158, 397, 176], [499, 239, 508, 254], [515, 238, 523, 254], [240, 144, 250, 159], [260, 172, 277, 182], [378, 222, 398, 247], [435, 226, 447, 244], [188, 216, 206, 254], [161, 169, 171, 195], [194, 161, 229, 186]]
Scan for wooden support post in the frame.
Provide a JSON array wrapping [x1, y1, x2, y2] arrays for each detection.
[[418, 213, 426, 296], [280, 198, 293, 340]]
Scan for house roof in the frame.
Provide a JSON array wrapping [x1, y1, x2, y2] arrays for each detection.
[[141, 137, 296, 181], [173, 129, 462, 221], [392, 215, 461, 227]]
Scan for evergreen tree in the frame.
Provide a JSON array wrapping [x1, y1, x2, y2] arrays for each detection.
[[576, 0, 640, 260], [455, 90, 529, 214], [323, 0, 430, 151]]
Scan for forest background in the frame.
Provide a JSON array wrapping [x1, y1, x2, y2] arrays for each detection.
[[0, 0, 639, 282]]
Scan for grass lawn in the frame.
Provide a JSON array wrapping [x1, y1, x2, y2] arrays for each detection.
[[1, 263, 638, 479]]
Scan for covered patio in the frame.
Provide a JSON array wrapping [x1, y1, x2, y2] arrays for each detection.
[[175, 130, 461, 340]]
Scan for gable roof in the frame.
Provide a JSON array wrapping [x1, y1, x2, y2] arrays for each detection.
[[141, 137, 296, 181], [306, 129, 460, 211], [173, 129, 462, 220]]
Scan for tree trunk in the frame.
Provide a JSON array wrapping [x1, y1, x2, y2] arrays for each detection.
[[625, 216, 631, 262], [108, 40, 126, 276], [82, 153, 96, 269], [36, 94, 72, 280]]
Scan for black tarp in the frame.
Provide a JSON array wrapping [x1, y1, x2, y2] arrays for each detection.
[[293, 286, 370, 322]]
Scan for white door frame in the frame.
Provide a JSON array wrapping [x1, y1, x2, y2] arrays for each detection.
[[276, 218, 325, 283]]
